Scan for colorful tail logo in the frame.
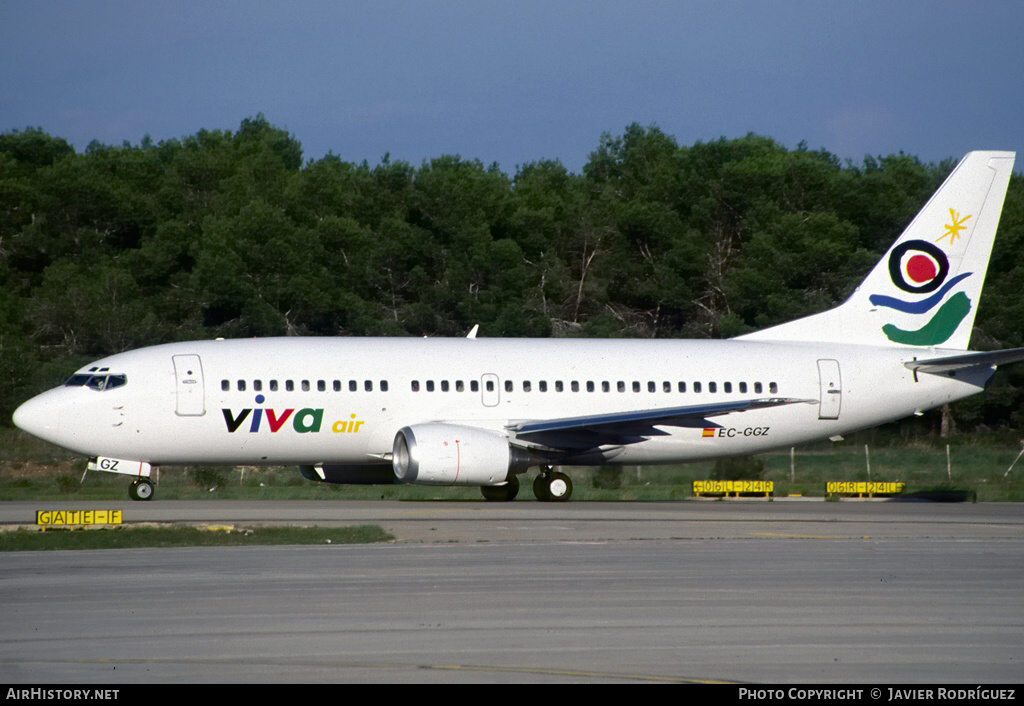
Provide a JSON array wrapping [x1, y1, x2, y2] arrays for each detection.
[[870, 216, 972, 346]]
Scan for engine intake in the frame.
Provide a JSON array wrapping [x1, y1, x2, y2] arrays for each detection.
[[393, 423, 530, 485]]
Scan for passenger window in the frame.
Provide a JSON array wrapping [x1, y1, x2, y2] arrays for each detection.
[[522, 380, 531, 392], [602, 381, 610, 392], [301, 380, 310, 392], [456, 380, 464, 392], [485, 380, 494, 392], [724, 382, 732, 393], [317, 380, 325, 392], [571, 381, 579, 392], [586, 381, 595, 392], [254, 380, 263, 392], [427, 380, 435, 392], [381, 381, 389, 392], [739, 382, 747, 393], [441, 380, 449, 392], [770, 382, 778, 394], [334, 380, 342, 392], [709, 382, 717, 393], [237, 380, 246, 392], [286, 380, 294, 392], [694, 382, 702, 393], [555, 381, 563, 392], [539, 381, 547, 392], [412, 380, 420, 391], [678, 382, 686, 393], [221, 380, 230, 391], [349, 380, 357, 392], [647, 381, 655, 393], [754, 382, 763, 394], [365, 380, 373, 392], [633, 381, 640, 393], [505, 380, 513, 392], [663, 381, 671, 393], [618, 381, 625, 392], [270, 380, 279, 392]]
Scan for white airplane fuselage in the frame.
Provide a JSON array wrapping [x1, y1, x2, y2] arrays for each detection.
[[11, 150, 1018, 501], [15, 336, 989, 467]]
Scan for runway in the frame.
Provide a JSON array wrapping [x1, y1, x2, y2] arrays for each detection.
[[1, 500, 1022, 683]]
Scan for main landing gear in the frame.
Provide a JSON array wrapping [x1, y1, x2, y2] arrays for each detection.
[[533, 467, 573, 502], [479, 468, 574, 502], [480, 475, 519, 502]]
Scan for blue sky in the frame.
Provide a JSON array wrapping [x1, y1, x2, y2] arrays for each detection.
[[3, 1, 1022, 173]]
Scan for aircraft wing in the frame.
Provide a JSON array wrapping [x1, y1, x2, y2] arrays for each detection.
[[903, 346, 1024, 374], [506, 397, 814, 450]]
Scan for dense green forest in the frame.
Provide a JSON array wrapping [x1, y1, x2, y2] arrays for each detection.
[[2, 117, 1022, 433]]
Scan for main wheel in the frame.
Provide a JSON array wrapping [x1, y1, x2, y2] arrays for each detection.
[[546, 472, 572, 502], [129, 478, 154, 501], [481, 475, 519, 502]]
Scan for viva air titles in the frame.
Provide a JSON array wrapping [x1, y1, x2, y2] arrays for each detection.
[[222, 395, 364, 434]]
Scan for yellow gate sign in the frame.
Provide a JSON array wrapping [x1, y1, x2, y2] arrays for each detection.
[[36, 510, 123, 527]]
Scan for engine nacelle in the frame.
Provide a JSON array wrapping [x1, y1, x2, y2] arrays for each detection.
[[393, 423, 530, 486], [299, 464, 397, 485]]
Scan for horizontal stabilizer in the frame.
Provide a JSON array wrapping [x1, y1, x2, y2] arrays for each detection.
[[904, 346, 1024, 374]]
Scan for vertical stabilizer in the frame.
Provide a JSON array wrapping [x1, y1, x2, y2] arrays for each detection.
[[739, 151, 1015, 349]]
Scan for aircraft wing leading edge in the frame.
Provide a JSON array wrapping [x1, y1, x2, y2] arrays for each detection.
[[507, 397, 815, 450]]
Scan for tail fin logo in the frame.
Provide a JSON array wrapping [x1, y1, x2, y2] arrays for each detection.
[[936, 208, 971, 245], [871, 212, 973, 346]]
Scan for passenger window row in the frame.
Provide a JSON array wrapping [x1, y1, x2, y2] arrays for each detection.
[[222, 377, 779, 395], [410, 379, 779, 394], [222, 379, 390, 393]]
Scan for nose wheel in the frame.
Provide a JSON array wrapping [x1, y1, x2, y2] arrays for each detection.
[[129, 478, 154, 501], [533, 468, 572, 502]]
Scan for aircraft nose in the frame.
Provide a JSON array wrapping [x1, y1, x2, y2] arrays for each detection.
[[12, 392, 61, 444]]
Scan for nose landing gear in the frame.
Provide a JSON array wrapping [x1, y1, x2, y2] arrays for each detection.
[[128, 478, 154, 501]]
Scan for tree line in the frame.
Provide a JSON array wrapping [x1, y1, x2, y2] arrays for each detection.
[[2, 117, 1022, 433]]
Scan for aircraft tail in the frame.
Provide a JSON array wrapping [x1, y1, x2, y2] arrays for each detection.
[[738, 151, 1016, 349]]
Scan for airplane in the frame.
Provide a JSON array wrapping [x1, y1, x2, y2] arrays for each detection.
[[12, 150, 1024, 502]]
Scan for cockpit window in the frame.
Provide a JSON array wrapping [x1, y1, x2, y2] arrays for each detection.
[[65, 374, 127, 391]]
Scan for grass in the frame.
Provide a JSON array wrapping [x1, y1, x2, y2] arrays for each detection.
[[3, 427, 1024, 502], [0, 524, 394, 551]]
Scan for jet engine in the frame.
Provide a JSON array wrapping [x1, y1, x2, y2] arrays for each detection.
[[393, 423, 531, 485]]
